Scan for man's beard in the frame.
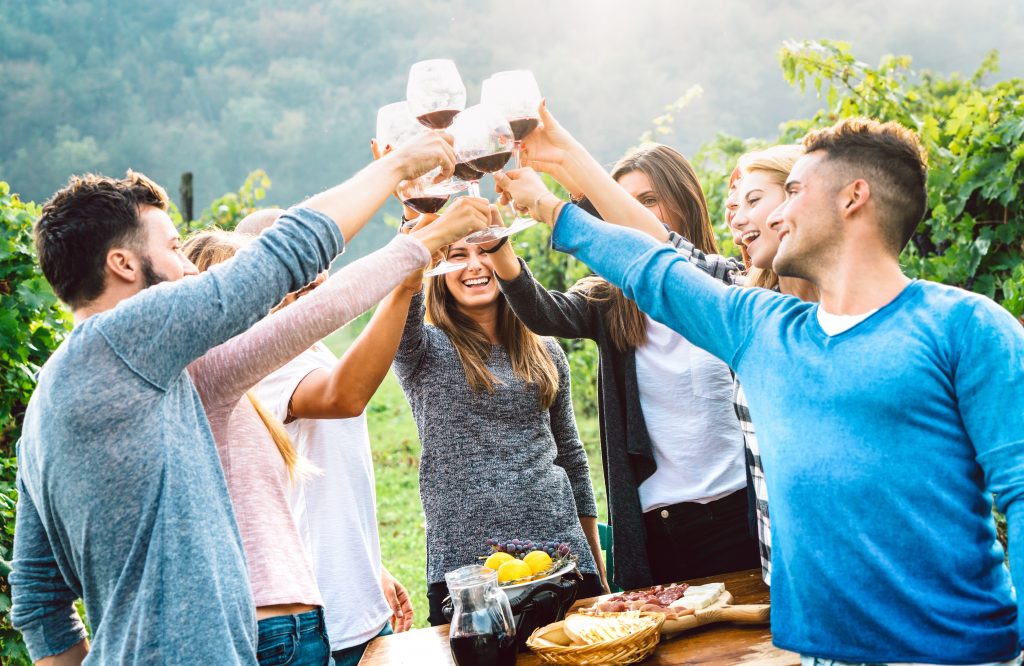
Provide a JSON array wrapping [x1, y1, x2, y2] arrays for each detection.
[[141, 255, 170, 289]]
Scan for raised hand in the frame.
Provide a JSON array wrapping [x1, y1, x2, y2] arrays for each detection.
[[387, 131, 457, 182], [493, 168, 557, 223], [411, 196, 491, 253], [519, 101, 584, 197]]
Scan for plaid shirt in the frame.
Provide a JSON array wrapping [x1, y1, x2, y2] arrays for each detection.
[[667, 232, 771, 584]]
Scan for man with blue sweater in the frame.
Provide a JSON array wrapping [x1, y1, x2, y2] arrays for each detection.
[[496, 116, 1024, 665], [10, 132, 457, 665]]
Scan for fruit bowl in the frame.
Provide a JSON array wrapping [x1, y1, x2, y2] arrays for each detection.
[[501, 559, 578, 603]]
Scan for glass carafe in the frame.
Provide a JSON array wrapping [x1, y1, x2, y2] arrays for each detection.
[[446, 565, 518, 666]]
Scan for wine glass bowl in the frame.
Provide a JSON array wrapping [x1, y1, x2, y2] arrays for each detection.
[[407, 59, 467, 130], [481, 70, 542, 144], [449, 104, 514, 184]]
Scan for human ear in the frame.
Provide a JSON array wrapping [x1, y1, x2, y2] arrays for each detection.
[[841, 179, 871, 217], [106, 247, 142, 284]]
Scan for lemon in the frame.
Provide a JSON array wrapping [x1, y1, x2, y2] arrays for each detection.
[[523, 550, 553, 575], [484, 552, 515, 571], [496, 558, 532, 583]]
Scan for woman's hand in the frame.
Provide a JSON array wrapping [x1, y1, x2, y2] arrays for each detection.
[[385, 131, 457, 182], [493, 168, 563, 227], [411, 197, 490, 254], [381, 568, 414, 633], [520, 101, 584, 197], [371, 138, 420, 221]]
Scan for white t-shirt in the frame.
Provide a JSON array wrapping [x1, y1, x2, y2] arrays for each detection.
[[816, 307, 879, 336], [635, 316, 746, 512], [253, 343, 392, 651]]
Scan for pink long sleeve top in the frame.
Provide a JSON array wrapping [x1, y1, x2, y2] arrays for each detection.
[[188, 233, 430, 608]]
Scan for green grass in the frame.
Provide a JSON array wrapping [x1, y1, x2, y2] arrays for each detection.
[[323, 318, 606, 628]]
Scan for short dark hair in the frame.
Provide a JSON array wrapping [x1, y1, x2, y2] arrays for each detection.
[[803, 118, 928, 252], [35, 171, 169, 308]]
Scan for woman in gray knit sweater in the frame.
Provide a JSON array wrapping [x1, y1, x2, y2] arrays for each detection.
[[390, 221, 607, 625]]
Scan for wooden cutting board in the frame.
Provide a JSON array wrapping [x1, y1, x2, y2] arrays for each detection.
[[661, 590, 770, 637]]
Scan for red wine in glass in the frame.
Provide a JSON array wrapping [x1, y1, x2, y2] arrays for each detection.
[[403, 196, 449, 215], [417, 109, 461, 130], [508, 117, 540, 142], [466, 152, 512, 174], [453, 162, 484, 182]]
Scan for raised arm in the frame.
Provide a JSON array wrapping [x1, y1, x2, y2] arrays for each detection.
[[488, 239, 602, 341], [9, 477, 88, 664], [286, 199, 491, 419], [519, 102, 669, 242], [191, 198, 490, 407]]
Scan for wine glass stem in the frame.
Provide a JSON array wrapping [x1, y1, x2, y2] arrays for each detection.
[[513, 143, 522, 170], [468, 181, 481, 198]]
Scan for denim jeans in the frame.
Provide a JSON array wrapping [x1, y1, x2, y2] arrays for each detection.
[[257, 608, 332, 666], [800, 657, 1022, 666], [331, 623, 392, 666]]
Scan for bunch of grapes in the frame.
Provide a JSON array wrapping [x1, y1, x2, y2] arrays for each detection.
[[486, 538, 571, 558]]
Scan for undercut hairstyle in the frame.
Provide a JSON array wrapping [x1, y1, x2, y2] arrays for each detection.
[[803, 118, 928, 252], [35, 171, 170, 308]]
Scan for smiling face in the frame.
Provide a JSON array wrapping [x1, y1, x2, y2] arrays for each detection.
[[443, 240, 500, 311], [772, 151, 843, 280], [615, 170, 678, 231], [728, 170, 786, 270]]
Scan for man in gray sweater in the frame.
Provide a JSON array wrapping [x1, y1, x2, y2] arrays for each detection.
[[10, 134, 454, 665]]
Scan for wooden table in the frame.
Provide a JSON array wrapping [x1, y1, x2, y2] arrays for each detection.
[[359, 568, 798, 665]]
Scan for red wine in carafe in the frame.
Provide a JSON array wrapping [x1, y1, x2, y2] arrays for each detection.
[[454, 162, 483, 182], [450, 632, 517, 666], [509, 118, 540, 142], [467, 152, 512, 173], [417, 109, 460, 130], [403, 196, 449, 214]]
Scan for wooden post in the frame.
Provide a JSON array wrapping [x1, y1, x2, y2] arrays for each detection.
[[179, 172, 194, 232]]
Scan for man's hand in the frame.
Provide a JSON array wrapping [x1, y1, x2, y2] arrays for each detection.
[[386, 132, 457, 182], [381, 568, 414, 633], [411, 197, 490, 253]]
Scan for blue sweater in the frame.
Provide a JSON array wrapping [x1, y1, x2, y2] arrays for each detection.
[[10, 208, 343, 664], [551, 203, 1024, 663]]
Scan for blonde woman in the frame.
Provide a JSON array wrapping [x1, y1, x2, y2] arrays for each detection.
[[182, 204, 487, 665]]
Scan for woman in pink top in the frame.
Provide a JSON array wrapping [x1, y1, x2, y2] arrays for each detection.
[[183, 201, 489, 666]]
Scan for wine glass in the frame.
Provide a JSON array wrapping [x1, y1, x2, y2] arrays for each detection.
[[407, 59, 471, 197], [449, 104, 514, 244], [377, 101, 464, 277], [375, 102, 452, 223], [477, 70, 543, 239], [407, 59, 466, 130]]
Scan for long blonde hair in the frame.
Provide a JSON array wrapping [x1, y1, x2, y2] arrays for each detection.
[[577, 144, 718, 352], [736, 145, 804, 291], [182, 229, 304, 481], [425, 270, 560, 410]]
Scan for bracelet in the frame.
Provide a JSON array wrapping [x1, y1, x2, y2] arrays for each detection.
[[479, 237, 509, 254]]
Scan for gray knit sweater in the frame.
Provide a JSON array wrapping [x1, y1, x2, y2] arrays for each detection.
[[393, 291, 598, 583]]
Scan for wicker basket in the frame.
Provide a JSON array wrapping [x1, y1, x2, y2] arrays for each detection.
[[525, 611, 665, 665]]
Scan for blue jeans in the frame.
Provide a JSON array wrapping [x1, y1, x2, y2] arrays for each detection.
[[331, 623, 392, 666], [257, 608, 332, 666]]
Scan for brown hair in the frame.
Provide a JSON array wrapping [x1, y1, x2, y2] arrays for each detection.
[[35, 170, 169, 308], [182, 229, 304, 481], [425, 269, 560, 409], [802, 117, 928, 252], [736, 145, 805, 291], [578, 144, 718, 352]]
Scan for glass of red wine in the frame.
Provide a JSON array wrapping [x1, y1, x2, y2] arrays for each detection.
[[376, 101, 464, 277], [471, 71, 543, 241], [375, 102, 452, 223], [449, 104, 515, 245], [407, 59, 472, 197]]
